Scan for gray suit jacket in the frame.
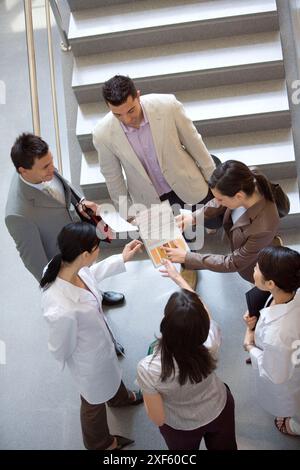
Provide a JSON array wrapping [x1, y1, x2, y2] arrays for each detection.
[[5, 171, 81, 281], [93, 94, 215, 215], [185, 198, 280, 282]]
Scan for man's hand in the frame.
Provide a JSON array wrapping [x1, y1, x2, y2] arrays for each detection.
[[163, 242, 187, 263], [122, 240, 143, 262]]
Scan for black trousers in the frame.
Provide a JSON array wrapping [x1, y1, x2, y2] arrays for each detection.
[[80, 381, 132, 450], [159, 386, 237, 450], [160, 189, 223, 229]]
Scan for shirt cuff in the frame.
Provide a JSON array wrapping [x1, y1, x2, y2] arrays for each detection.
[[249, 346, 263, 368]]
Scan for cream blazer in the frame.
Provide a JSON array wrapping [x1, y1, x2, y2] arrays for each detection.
[[93, 94, 215, 215], [42, 255, 126, 404]]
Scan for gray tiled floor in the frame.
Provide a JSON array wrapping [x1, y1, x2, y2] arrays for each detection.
[[0, 1, 299, 451]]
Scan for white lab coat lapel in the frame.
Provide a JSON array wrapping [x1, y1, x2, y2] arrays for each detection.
[[77, 269, 103, 310]]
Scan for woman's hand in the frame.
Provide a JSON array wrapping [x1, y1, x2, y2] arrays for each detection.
[[122, 240, 143, 262], [159, 259, 194, 292], [163, 243, 187, 263], [243, 327, 255, 352], [159, 259, 181, 282], [243, 311, 258, 330], [175, 212, 194, 232]]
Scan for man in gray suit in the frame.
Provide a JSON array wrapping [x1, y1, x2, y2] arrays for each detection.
[[5, 133, 124, 306]]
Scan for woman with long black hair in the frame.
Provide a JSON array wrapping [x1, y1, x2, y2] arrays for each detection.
[[41, 222, 143, 450], [137, 261, 237, 450]]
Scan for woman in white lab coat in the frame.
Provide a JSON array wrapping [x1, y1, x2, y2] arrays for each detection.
[[243, 246, 300, 436], [40, 222, 143, 450]]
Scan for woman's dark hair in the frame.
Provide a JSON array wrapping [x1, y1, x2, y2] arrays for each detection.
[[40, 222, 100, 289], [258, 246, 300, 293], [11, 133, 49, 171], [102, 75, 137, 106], [157, 290, 216, 386], [209, 160, 274, 202]]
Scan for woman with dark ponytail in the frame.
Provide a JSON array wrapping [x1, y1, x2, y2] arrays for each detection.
[[243, 246, 300, 437], [165, 160, 280, 282], [137, 261, 237, 450], [41, 222, 143, 450]]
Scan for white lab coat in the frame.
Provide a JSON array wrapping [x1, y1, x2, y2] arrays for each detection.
[[41, 254, 126, 404], [250, 289, 300, 417]]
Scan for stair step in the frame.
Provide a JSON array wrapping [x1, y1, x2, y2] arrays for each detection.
[[80, 130, 296, 199], [69, 0, 278, 56], [80, 151, 299, 229], [206, 129, 296, 180], [278, 178, 300, 229], [80, 151, 109, 200], [67, 0, 130, 12], [72, 31, 284, 103], [76, 80, 290, 151]]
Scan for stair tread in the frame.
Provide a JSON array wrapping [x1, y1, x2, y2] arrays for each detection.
[[69, 0, 277, 40], [76, 80, 289, 137], [80, 151, 105, 186], [81, 151, 299, 214], [72, 31, 282, 88], [205, 129, 295, 167], [80, 130, 295, 186]]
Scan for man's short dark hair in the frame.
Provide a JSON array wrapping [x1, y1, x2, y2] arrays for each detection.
[[11, 133, 49, 171], [102, 75, 137, 106]]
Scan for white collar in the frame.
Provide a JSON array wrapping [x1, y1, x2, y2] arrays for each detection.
[[52, 268, 101, 305], [19, 174, 45, 190], [19, 174, 59, 191], [260, 290, 299, 324]]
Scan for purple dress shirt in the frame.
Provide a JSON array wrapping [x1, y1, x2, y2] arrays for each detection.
[[120, 106, 171, 197]]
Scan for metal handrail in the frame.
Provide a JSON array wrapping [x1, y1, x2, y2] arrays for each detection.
[[23, 0, 70, 174], [49, 0, 71, 52], [45, 0, 63, 174], [23, 0, 41, 136]]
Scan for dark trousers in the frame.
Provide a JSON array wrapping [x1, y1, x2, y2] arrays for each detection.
[[159, 387, 237, 450], [80, 381, 132, 450], [160, 189, 223, 229]]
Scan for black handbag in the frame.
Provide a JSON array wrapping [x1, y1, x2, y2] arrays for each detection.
[[245, 286, 270, 319]]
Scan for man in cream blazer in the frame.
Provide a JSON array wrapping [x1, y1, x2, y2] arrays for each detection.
[[93, 75, 216, 218]]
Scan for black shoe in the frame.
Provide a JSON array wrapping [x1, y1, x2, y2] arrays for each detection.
[[113, 435, 135, 450], [115, 342, 125, 357], [102, 291, 125, 306]]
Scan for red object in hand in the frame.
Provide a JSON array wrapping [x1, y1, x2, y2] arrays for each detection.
[[82, 206, 111, 243]]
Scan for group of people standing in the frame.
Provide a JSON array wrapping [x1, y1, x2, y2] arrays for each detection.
[[5, 74, 300, 450]]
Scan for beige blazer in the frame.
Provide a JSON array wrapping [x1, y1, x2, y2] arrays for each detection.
[[93, 94, 215, 215], [185, 198, 280, 282]]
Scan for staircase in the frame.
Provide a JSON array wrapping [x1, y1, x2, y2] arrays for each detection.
[[66, 0, 300, 229]]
